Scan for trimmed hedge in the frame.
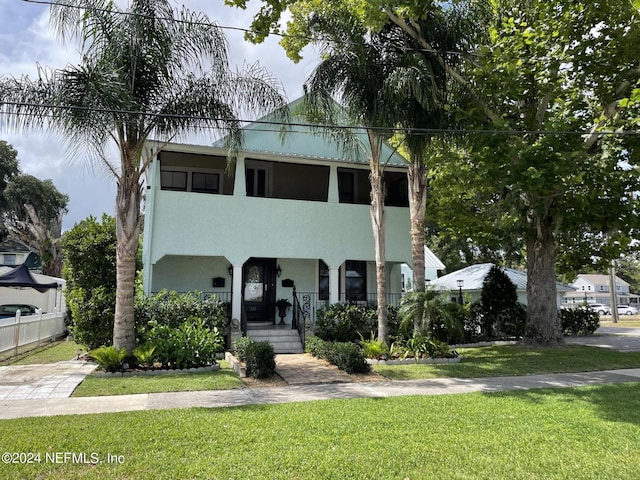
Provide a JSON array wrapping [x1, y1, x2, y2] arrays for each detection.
[[305, 336, 370, 374], [560, 307, 600, 336], [244, 341, 276, 379]]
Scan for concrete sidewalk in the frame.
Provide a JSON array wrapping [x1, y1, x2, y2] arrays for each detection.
[[2, 368, 640, 420]]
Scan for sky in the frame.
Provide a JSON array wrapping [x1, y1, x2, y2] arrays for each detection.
[[0, 0, 318, 230]]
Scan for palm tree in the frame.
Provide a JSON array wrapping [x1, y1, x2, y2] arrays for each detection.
[[302, 15, 401, 345], [0, 0, 288, 353]]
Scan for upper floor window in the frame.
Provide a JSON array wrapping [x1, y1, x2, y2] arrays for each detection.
[[160, 168, 222, 194]]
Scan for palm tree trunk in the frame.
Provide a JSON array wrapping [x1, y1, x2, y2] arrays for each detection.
[[407, 153, 427, 334], [524, 215, 564, 346], [112, 167, 142, 354], [369, 134, 388, 345]]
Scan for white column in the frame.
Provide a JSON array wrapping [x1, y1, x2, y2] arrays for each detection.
[[329, 267, 340, 304], [231, 265, 243, 322], [233, 155, 246, 196], [328, 164, 339, 203]]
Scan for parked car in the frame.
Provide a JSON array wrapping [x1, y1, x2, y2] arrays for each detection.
[[0, 304, 40, 318], [617, 304, 639, 315], [588, 303, 611, 315]]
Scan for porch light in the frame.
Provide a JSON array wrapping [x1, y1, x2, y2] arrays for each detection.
[[457, 279, 464, 305], [277, 265, 282, 277]]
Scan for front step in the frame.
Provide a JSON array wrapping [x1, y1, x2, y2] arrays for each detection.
[[245, 327, 304, 354]]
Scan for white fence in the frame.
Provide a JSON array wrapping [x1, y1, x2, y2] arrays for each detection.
[[0, 311, 66, 356]]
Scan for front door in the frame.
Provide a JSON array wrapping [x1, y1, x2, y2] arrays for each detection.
[[243, 258, 277, 323]]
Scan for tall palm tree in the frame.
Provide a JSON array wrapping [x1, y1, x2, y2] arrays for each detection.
[[0, 0, 288, 353], [303, 15, 400, 345]]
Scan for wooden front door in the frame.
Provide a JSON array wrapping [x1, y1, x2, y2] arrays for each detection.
[[243, 258, 277, 323]]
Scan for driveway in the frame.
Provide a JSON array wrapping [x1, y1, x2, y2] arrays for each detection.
[[564, 326, 640, 352]]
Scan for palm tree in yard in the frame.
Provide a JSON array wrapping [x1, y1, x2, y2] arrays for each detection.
[[0, 0, 288, 353], [303, 15, 402, 345]]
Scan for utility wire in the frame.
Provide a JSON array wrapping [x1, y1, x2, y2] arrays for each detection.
[[1, 100, 637, 137]]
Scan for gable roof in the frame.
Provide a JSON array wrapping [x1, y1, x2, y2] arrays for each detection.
[[0, 239, 31, 254], [424, 246, 445, 270], [212, 97, 408, 167], [574, 274, 629, 287], [431, 263, 574, 292]]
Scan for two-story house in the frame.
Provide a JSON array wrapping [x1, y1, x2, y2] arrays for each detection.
[[0, 239, 41, 271], [563, 274, 639, 307], [142, 101, 416, 346]]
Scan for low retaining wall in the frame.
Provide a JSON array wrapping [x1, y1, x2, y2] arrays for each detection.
[[93, 364, 220, 377]]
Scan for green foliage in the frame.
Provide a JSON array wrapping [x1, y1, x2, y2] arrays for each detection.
[[478, 266, 526, 338], [132, 344, 156, 367], [358, 332, 389, 359], [136, 290, 228, 334], [89, 345, 127, 372], [306, 336, 370, 374], [0, 140, 19, 218], [398, 290, 454, 338], [403, 336, 452, 361], [560, 307, 600, 336], [233, 336, 253, 362], [315, 303, 377, 342], [62, 215, 119, 349], [144, 318, 223, 369], [68, 286, 116, 349], [244, 341, 276, 379]]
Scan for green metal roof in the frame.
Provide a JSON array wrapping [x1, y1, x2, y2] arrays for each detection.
[[212, 97, 408, 167]]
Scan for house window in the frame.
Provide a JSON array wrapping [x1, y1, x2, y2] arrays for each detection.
[[337, 171, 355, 203], [161, 171, 187, 191], [345, 260, 366, 301], [245, 161, 271, 197], [192, 172, 219, 194], [319, 260, 329, 301], [3, 254, 16, 265]]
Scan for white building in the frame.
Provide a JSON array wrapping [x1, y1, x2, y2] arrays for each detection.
[[563, 274, 639, 307], [142, 100, 420, 341]]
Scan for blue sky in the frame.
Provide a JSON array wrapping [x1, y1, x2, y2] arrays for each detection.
[[0, 0, 316, 230]]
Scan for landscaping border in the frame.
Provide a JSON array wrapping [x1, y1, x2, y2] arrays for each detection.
[[92, 364, 220, 377], [366, 357, 461, 365]]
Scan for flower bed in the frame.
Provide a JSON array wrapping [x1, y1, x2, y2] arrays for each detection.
[[92, 364, 219, 377], [366, 357, 461, 365]]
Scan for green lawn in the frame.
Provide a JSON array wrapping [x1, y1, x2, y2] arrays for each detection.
[[374, 344, 640, 380], [0, 340, 84, 366], [1, 383, 639, 479], [72, 362, 244, 396]]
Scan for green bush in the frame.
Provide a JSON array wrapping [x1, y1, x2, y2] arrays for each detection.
[[358, 332, 389, 359], [135, 290, 229, 333], [89, 345, 127, 372], [306, 337, 370, 374], [144, 317, 223, 369], [495, 303, 527, 338], [315, 303, 377, 342], [68, 286, 116, 349], [403, 336, 453, 360], [233, 336, 253, 362], [244, 341, 276, 379], [133, 344, 156, 367], [560, 307, 600, 336]]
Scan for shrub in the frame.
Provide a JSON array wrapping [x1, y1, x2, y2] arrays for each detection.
[[403, 336, 453, 360], [315, 303, 377, 342], [244, 341, 276, 379], [135, 290, 228, 334], [133, 344, 156, 367], [233, 336, 253, 362], [560, 307, 600, 336], [306, 337, 370, 374], [358, 332, 389, 359], [495, 303, 527, 338], [68, 286, 116, 349], [89, 346, 127, 372], [144, 317, 223, 369]]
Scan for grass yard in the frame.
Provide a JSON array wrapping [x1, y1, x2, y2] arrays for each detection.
[[72, 361, 244, 396], [0, 340, 83, 366], [374, 344, 640, 380], [601, 317, 640, 328], [1, 382, 639, 479]]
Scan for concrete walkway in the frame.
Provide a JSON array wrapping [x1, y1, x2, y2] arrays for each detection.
[[0, 327, 639, 419], [1, 368, 640, 419]]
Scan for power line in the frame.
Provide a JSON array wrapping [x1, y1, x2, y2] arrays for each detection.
[[1, 100, 637, 138]]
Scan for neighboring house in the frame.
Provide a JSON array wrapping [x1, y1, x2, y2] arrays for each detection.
[[142, 99, 412, 341], [430, 263, 574, 308], [0, 239, 41, 271], [563, 274, 639, 307], [400, 246, 446, 291], [0, 265, 65, 314]]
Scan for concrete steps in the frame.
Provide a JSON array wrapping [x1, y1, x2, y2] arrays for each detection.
[[245, 326, 304, 354]]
